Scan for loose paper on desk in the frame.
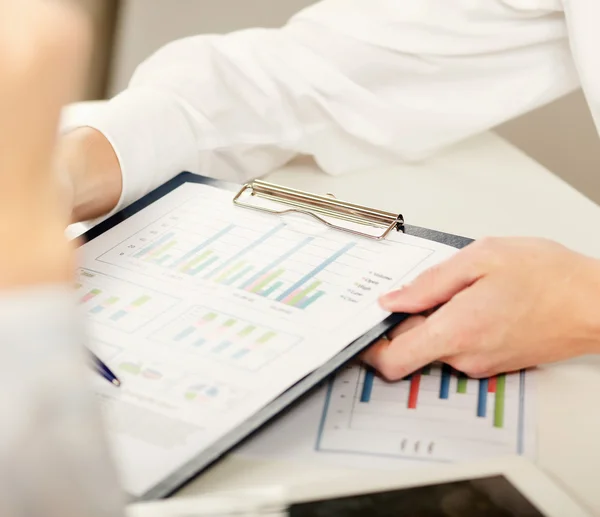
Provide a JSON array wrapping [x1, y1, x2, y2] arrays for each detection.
[[80, 181, 473, 496]]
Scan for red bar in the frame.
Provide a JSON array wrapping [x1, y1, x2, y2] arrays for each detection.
[[488, 376, 497, 393], [408, 373, 421, 409]]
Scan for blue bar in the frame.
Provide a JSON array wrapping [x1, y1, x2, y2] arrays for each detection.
[[260, 281, 284, 297], [134, 232, 175, 258], [440, 364, 451, 399], [298, 290, 326, 309], [277, 242, 356, 301], [206, 223, 285, 279], [187, 256, 219, 276], [90, 305, 105, 314], [241, 237, 314, 289], [477, 378, 489, 417], [360, 368, 375, 403], [213, 341, 232, 354], [232, 349, 250, 360], [110, 310, 127, 322], [224, 265, 254, 286], [175, 326, 195, 341], [170, 224, 235, 268], [193, 338, 206, 347]]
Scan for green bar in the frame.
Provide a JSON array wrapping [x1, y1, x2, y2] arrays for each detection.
[[494, 374, 506, 428], [105, 296, 119, 306], [257, 331, 276, 344], [181, 250, 213, 272], [457, 374, 468, 394], [239, 325, 256, 337], [91, 289, 102, 295], [132, 295, 151, 307], [288, 280, 321, 307], [251, 269, 285, 294], [148, 240, 176, 259], [222, 318, 237, 328], [203, 312, 218, 322], [216, 261, 245, 283]]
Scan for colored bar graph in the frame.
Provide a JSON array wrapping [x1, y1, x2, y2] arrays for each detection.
[[206, 223, 285, 279], [225, 265, 253, 286], [213, 341, 232, 353], [439, 364, 451, 399], [202, 312, 218, 323], [241, 237, 314, 290], [360, 368, 375, 403], [132, 295, 151, 307], [90, 305, 105, 314], [180, 250, 213, 273], [81, 288, 101, 303], [134, 232, 175, 258], [277, 242, 356, 302], [111, 310, 127, 322], [248, 269, 284, 294], [233, 349, 250, 360], [284, 280, 321, 306], [260, 281, 283, 297], [488, 376, 497, 393], [170, 224, 235, 269], [257, 331, 276, 344], [222, 318, 237, 329], [298, 291, 326, 309], [457, 373, 468, 394], [175, 326, 195, 341], [149, 240, 177, 261], [188, 255, 219, 276], [408, 373, 421, 409], [216, 262, 245, 283], [239, 325, 256, 337], [494, 374, 506, 428], [477, 378, 489, 418]]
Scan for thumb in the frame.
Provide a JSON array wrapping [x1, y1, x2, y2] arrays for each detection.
[[379, 243, 486, 314]]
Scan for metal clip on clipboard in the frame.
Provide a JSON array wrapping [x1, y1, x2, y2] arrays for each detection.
[[233, 180, 404, 241]]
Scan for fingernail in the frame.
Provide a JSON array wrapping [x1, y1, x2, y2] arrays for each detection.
[[379, 289, 402, 308]]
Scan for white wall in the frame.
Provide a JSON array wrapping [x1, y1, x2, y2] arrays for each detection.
[[110, 0, 600, 204]]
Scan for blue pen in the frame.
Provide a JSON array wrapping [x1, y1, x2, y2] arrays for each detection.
[[90, 350, 121, 387]]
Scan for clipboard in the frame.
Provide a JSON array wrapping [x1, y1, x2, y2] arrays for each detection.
[[83, 172, 473, 501]]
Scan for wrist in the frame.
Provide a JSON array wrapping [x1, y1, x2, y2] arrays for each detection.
[[59, 127, 122, 222], [579, 257, 600, 354]]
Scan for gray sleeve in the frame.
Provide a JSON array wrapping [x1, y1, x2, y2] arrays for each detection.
[[0, 286, 124, 517]]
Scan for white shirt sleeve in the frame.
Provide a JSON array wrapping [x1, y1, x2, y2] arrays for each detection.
[[0, 287, 124, 517], [80, 0, 578, 212]]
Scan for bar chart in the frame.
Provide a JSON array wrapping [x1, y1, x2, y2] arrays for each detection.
[[77, 269, 179, 332], [317, 363, 526, 462], [97, 199, 433, 314], [152, 305, 301, 371]]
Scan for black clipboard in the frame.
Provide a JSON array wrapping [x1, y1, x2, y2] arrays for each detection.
[[82, 172, 473, 501]]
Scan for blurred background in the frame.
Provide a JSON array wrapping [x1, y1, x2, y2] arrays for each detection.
[[78, 0, 600, 204]]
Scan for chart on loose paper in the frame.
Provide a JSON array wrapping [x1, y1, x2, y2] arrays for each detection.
[[79, 181, 459, 497], [317, 363, 528, 462]]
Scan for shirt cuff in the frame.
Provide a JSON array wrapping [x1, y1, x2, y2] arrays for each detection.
[[67, 88, 199, 214]]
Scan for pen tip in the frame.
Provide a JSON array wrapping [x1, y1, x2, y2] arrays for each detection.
[[112, 379, 121, 387]]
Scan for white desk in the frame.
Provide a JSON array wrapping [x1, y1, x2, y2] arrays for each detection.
[[62, 103, 600, 514]]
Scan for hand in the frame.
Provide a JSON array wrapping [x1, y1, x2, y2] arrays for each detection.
[[0, 0, 90, 287], [57, 127, 122, 223], [362, 237, 600, 379]]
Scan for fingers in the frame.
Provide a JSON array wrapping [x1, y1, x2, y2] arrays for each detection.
[[362, 315, 443, 380], [379, 242, 491, 314]]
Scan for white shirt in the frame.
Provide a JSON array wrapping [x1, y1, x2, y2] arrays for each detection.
[[77, 0, 598, 214]]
